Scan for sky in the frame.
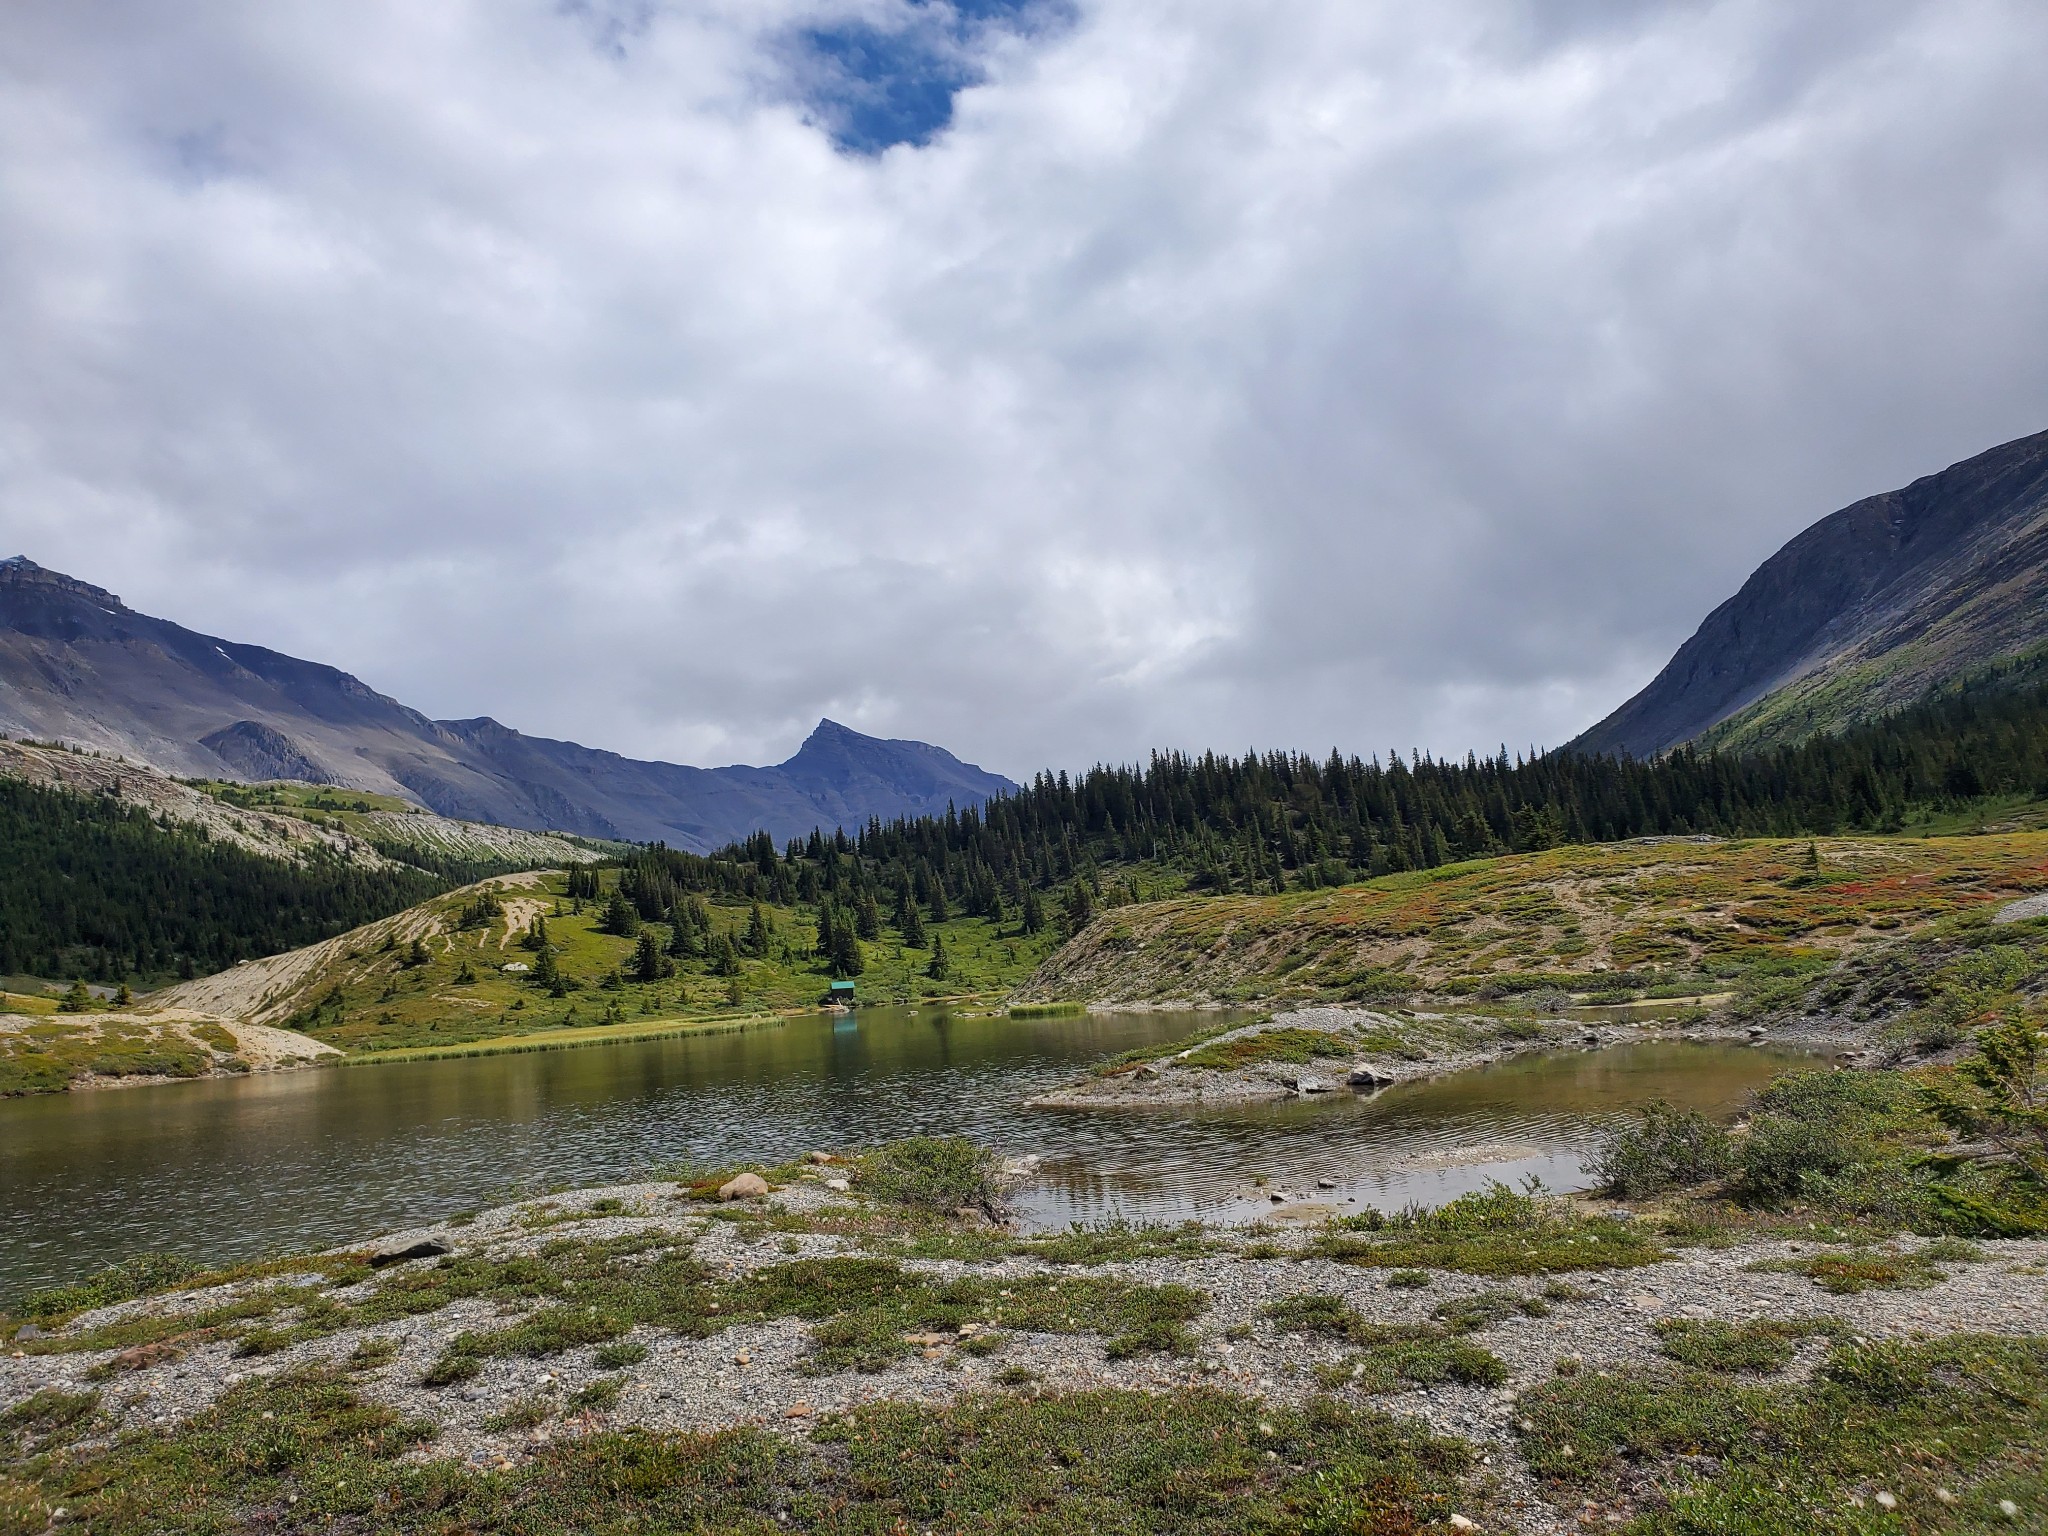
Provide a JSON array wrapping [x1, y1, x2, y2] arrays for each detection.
[[3, 0, 2047, 779]]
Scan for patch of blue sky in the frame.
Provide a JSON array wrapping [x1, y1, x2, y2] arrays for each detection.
[[785, 0, 1072, 155]]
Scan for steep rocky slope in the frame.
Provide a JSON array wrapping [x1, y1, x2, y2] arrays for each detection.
[[1571, 426, 2048, 757], [0, 738, 600, 873], [0, 557, 1015, 849]]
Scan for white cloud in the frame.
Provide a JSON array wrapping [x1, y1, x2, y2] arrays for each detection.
[[2, 0, 2046, 775]]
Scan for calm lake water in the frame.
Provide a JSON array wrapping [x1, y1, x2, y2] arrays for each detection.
[[0, 1008, 1809, 1300]]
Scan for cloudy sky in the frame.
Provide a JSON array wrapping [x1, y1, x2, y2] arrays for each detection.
[[3, 0, 2046, 777]]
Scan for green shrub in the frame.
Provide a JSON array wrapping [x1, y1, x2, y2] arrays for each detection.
[[1589, 1101, 1738, 1197], [17, 1253, 202, 1322], [857, 1138, 1003, 1216]]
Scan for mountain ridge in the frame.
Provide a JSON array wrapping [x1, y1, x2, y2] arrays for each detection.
[[1568, 426, 2048, 758], [0, 558, 1015, 851]]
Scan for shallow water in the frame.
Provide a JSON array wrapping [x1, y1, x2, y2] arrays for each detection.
[[0, 1007, 1808, 1299]]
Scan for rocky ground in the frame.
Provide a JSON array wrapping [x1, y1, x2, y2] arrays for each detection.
[[6, 1166, 2045, 1534], [1027, 1003, 1871, 1110]]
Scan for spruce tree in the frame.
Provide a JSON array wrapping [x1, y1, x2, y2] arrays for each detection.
[[926, 933, 949, 982], [744, 903, 771, 958], [601, 887, 640, 938], [901, 901, 928, 948], [633, 927, 669, 983]]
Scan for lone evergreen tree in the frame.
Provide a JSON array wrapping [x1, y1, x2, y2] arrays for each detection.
[[926, 933, 950, 982], [744, 903, 771, 959], [900, 901, 928, 948], [633, 927, 671, 983], [601, 887, 640, 938]]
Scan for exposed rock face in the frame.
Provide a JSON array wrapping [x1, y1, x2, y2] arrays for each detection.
[[1569, 426, 2048, 758], [0, 557, 1014, 850]]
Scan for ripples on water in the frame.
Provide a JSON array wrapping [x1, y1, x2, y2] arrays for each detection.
[[0, 1007, 1807, 1297]]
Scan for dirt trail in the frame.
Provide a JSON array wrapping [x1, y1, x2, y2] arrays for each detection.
[[497, 898, 548, 949]]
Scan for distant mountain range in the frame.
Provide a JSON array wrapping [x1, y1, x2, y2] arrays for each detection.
[[1570, 426, 2048, 759], [0, 558, 1015, 851]]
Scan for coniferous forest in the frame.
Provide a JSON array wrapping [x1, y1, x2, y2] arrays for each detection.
[[615, 673, 2048, 920], [0, 778, 444, 984]]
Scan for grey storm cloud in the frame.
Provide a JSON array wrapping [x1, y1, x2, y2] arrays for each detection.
[[2, 0, 2046, 776]]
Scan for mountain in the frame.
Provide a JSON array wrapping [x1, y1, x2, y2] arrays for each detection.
[[0, 558, 1015, 851], [1570, 426, 2048, 758]]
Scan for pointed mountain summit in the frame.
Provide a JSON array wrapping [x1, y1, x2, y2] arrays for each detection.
[[1570, 426, 2048, 758], [0, 560, 1014, 850]]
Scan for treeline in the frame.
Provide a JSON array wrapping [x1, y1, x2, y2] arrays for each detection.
[[0, 779, 444, 984], [595, 674, 2048, 921]]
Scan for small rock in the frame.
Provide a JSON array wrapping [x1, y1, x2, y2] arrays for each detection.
[[807, 1151, 835, 1165], [1268, 1192, 1286, 1203], [1936, 1489, 1958, 1505], [1293, 1077, 1328, 1094], [824, 1178, 850, 1192], [1875, 1493, 1897, 1511], [13, 1323, 44, 1341], [1347, 1064, 1393, 1087], [1449, 1516, 1478, 1531], [368, 1239, 451, 1269], [733, 1351, 750, 1366], [718, 1173, 770, 1202], [2001, 1500, 2020, 1519], [784, 1402, 812, 1418], [1316, 1178, 1337, 1190]]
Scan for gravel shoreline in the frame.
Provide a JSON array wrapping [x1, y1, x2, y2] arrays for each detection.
[[7, 1171, 2045, 1534]]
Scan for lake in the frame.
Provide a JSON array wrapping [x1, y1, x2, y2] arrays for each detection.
[[0, 1007, 1809, 1299]]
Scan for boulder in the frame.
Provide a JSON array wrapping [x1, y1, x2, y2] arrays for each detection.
[[806, 1151, 836, 1165], [823, 1177, 851, 1193], [1347, 1063, 1394, 1088], [718, 1172, 770, 1202], [368, 1239, 452, 1269], [1292, 1076, 1329, 1094]]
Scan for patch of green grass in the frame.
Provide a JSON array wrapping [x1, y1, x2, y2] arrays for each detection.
[[0, 1389, 98, 1462], [345, 1336, 400, 1371], [1179, 1025, 1353, 1070], [418, 1253, 1207, 1382], [483, 1395, 553, 1431], [567, 1375, 624, 1412], [1315, 1338, 1508, 1394], [1516, 1335, 2048, 1532], [1, 1367, 1482, 1535], [593, 1339, 649, 1368], [1264, 1293, 1510, 1396], [1385, 1269, 1431, 1289], [1430, 1288, 1553, 1332], [1008, 1001, 1086, 1019], [1747, 1247, 1951, 1294], [0, 1019, 215, 1096], [1652, 1316, 1846, 1373], [1317, 1183, 1670, 1276]]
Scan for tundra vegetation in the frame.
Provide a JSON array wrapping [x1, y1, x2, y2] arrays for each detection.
[[2, 1118, 2044, 1534]]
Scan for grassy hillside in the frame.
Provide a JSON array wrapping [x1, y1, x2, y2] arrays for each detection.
[[1018, 833, 2048, 1007], [190, 778, 618, 880], [147, 870, 1064, 1054]]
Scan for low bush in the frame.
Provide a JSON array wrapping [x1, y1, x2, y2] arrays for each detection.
[[856, 1138, 1004, 1217], [1588, 1100, 1738, 1197]]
